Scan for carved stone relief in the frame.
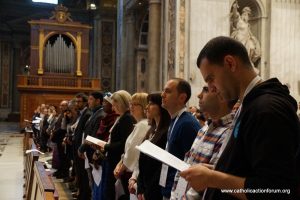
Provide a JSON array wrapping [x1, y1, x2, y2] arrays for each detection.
[[101, 21, 114, 91], [178, 0, 185, 78]]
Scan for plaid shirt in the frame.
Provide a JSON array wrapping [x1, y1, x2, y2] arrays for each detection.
[[171, 112, 234, 200]]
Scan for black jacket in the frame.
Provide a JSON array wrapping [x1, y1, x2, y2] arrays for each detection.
[[104, 111, 135, 166], [51, 113, 66, 144], [72, 107, 92, 150], [137, 130, 168, 200], [205, 78, 300, 200], [79, 106, 106, 160]]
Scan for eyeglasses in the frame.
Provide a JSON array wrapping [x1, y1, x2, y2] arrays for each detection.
[[202, 86, 209, 92]]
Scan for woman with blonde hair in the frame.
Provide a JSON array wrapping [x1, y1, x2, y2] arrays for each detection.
[[99, 90, 136, 200], [114, 92, 150, 199], [130, 92, 171, 200]]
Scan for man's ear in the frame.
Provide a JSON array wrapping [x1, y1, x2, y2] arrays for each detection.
[[224, 55, 237, 72], [179, 93, 187, 104]]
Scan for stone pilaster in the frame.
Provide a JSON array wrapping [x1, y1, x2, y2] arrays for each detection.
[[124, 13, 136, 93], [147, 0, 161, 92]]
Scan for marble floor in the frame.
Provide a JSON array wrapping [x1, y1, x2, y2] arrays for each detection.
[[0, 122, 72, 200], [0, 122, 23, 200]]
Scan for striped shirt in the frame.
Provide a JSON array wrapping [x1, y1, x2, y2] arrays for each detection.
[[171, 112, 234, 200]]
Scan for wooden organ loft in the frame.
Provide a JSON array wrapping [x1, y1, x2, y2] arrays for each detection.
[[17, 4, 101, 127]]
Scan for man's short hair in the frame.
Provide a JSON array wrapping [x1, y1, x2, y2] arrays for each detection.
[[196, 36, 252, 68], [90, 92, 103, 102], [172, 78, 191, 104], [75, 93, 88, 102]]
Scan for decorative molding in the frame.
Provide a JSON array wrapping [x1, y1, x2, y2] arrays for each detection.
[[49, 4, 73, 23], [29, 20, 92, 29], [167, 0, 176, 79], [38, 29, 44, 75], [178, 0, 185, 78], [76, 32, 82, 76]]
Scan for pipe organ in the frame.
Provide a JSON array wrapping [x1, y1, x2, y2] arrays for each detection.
[[17, 4, 101, 127], [45, 34, 75, 74]]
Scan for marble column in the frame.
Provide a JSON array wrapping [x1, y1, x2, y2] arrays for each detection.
[[116, 0, 124, 90], [147, 0, 161, 92], [124, 13, 136, 93], [92, 14, 101, 78]]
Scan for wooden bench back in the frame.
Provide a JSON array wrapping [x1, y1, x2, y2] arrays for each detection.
[[23, 129, 33, 153], [24, 138, 39, 199], [30, 161, 56, 200]]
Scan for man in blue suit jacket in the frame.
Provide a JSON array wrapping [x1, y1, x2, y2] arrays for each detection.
[[161, 78, 201, 199]]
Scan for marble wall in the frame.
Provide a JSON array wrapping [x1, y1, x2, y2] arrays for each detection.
[[270, 0, 300, 101], [175, 0, 300, 106], [119, 0, 300, 106], [182, 0, 230, 107]]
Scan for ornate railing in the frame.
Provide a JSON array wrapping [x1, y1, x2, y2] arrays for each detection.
[[17, 75, 101, 91]]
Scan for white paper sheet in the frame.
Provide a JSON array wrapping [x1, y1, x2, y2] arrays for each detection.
[[84, 152, 90, 169], [85, 135, 107, 147], [32, 119, 41, 124], [136, 140, 189, 172], [130, 194, 138, 200], [25, 149, 45, 155], [159, 164, 168, 187], [32, 117, 42, 124]]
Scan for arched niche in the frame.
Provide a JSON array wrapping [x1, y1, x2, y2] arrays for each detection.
[[230, 0, 267, 72]]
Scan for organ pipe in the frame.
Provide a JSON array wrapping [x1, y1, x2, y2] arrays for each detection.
[[44, 34, 75, 74]]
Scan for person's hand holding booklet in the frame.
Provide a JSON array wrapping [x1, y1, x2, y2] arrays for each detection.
[[85, 135, 107, 148]]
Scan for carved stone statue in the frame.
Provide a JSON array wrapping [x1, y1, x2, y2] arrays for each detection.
[[231, 1, 261, 66]]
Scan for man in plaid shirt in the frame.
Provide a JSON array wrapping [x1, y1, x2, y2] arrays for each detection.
[[171, 85, 237, 200]]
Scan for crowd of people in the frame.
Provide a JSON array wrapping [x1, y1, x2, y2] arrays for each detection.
[[28, 36, 300, 200]]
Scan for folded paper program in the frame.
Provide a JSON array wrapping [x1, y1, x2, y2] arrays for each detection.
[[25, 149, 45, 155], [85, 135, 107, 148], [136, 140, 189, 172]]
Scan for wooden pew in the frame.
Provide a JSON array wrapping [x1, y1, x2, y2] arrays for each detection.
[[30, 161, 56, 200], [23, 127, 33, 154], [23, 138, 39, 199]]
